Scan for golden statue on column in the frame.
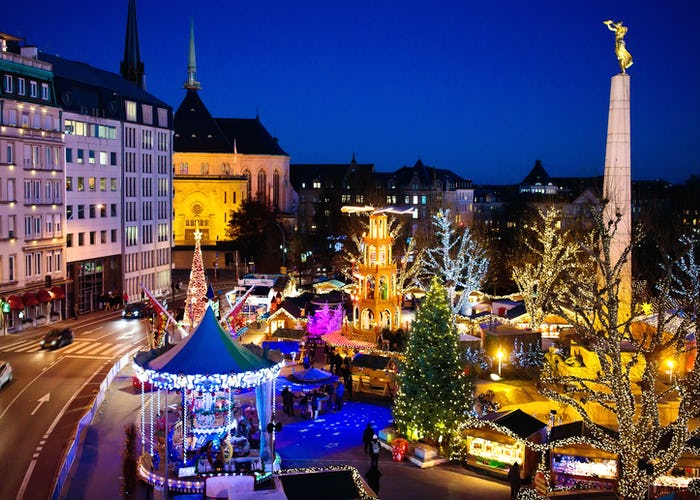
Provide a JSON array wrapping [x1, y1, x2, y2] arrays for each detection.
[[604, 20, 633, 73]]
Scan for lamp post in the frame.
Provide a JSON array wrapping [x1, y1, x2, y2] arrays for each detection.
[[666, 359, 675, 384], [496, 349, 504, 376], [273, 222, 286, 272]]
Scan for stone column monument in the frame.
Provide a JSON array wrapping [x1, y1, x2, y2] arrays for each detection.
[[602, 20, 633, 318]]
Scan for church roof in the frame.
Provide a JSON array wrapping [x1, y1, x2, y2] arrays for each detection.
[[173, 89, 288, 156], [142, 306, 275, 376], [174, 89, 232, 153], [216, 117, 288, 156]]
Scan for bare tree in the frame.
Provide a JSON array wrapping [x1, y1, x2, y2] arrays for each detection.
[[511, 206, 584, 330], [423, 209, 489, 316]]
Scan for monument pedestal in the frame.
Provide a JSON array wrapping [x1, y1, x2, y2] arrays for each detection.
[[603, 73, 632, 316]]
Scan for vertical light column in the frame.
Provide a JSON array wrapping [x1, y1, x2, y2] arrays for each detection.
[[602, 73, 632, 318]]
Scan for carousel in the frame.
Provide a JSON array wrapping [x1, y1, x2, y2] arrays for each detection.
[[132, 305, 284, 494]]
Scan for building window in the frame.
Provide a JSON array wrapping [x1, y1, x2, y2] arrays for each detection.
[[90, 231, 96, 245], [3, 75, 13, 93], [78, 233, 84, 246], [7, 144, 14, 164], [77, 149, 84, 164], [77, 205, 84, 219], [101, 230, 107, 244], [88, 150, 95, 164], [77, 177, 84, 191], [111, 204, 117, 217], [111, 229, 117, 242], [17, 78, 25, 95], [110, 152, 117, 165], [158, 108, 168, 127], [89, 205, 96, 218], [100, 178, 106, 191], [66, 148, 73, 163], [99, 151, 107, 165], [88, 177, 96, 191], [125, 100, 137, 122], [142, 104, 153, 125], [41, 83, 49, 100], [111, 179, 117, 191], [29, 81, 38, 98]]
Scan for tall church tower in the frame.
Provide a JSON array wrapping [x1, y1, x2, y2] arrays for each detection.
[[351, 212, 401, 340], [120, 0, 146, 89]]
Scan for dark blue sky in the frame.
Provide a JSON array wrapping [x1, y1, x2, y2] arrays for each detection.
[[6, 1, 700, 184]]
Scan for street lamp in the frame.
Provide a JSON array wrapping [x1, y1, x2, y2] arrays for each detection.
[[496, 349, 504, 376], [666, 359, 675, 384]]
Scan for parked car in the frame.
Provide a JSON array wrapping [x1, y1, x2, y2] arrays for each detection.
[[122, 302, 153, 319], [40, 328, 74, 350], [0, 361, 13, 388]]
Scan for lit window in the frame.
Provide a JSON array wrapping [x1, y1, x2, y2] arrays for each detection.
[[41, 83, 49, 100], [125, 101, 137, 121]]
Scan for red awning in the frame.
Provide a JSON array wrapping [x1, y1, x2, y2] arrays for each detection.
[[22, 292, 39, 306], [36, 289, 52, 303], [50, 286, 66, 299], [7, 295, 24, 310]]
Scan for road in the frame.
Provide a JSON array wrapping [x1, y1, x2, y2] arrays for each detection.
[[0, 313, 149, 499]]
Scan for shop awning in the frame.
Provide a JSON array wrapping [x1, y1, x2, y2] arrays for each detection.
[[36, 289, 52, 303], [22, 292, 39, 306], [50, 286, 65, 299], [7, 295, 24, 310]]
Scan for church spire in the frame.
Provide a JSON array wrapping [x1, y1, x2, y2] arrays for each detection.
[[184, 18, 201, 90], [120, 0, 146, 89]]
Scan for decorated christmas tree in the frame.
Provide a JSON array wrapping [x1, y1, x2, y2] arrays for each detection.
[[393, 277, 473, 447], [184, 226, 208, 330]]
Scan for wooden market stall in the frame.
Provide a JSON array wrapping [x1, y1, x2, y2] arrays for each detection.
[[350, 352, 400, 397], [549, 421, 619, 491], [462, 409, 547, 481], [652, 436, 700, 499]]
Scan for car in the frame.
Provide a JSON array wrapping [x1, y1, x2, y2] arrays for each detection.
[[40, 328, 74, 350], [122, 302, 153, 319], [0, 361, 13, 388]]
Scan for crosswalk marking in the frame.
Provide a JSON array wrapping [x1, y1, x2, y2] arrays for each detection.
[[0, 339, 139, 357]]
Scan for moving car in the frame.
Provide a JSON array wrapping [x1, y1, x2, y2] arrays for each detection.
[[122, 302, 153, 319], [0, 361, 12, 388], [40, 328, 74, 350]]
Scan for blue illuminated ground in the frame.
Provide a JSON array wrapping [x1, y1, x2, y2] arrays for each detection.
[[273, 377, 393, 469]]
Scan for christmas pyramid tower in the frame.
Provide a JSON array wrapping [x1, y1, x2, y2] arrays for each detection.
[[184, 224, 209, 330]]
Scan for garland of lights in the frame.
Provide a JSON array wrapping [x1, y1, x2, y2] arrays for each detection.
[[132, 362, 283, 392], [141, 383, 146, 450], [149, 389, 154, 456]]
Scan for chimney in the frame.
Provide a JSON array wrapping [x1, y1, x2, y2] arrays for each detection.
[[20, 46, 38, 59]]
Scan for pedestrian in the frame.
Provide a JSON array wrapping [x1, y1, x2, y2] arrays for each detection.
[[312, 392, 320, 419], [362, 423, 375, 454], [282, 387, 294, 416], [334, 352, 343, 376], [508, 462, 521, 500], [335, 381, 345, 411], [370, 434, 381, 468], [343, 361, 353, 401], [302, 354, 310, 370], [73, 303, 79, 319], [328, 347, 336, 372], [365, 465, 381, 495]]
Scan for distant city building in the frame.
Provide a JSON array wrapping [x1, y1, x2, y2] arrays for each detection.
[[0, 35, 66, 330]]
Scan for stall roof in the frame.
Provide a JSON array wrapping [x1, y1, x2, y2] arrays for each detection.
[[142, 306, 275, 375], [481, 409, 547, 440], [351, 353, 391, 370], [550, 421, 618, 442], [272, 328, 306, 340]]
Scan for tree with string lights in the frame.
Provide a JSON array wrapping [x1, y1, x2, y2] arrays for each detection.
[[536, 207, 700, 499], [511, 206, 584, 330], [423, 209, 489, 317], [393, 277, 473, 448], [307, 302, 344, 338]]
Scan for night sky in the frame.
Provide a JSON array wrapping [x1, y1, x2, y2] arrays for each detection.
[[5, 0, 700, 185]]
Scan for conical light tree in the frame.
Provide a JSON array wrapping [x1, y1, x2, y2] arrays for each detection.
[[307, 302, 344, 338], [184, 226, 208, 330], [394, 277, 473, 446]]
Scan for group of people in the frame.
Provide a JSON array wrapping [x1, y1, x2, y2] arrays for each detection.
[[281, 378, 351, 419], [326, 347, 354, 401]]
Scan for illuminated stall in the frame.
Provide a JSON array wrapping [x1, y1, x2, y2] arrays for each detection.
[[462, 409, 547, 480], [549, 421, 618, 491], [652, 436, 700, 499]]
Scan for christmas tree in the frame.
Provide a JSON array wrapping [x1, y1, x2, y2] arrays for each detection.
[[393, 277, 473, 447], [184, 226, 208, 330]]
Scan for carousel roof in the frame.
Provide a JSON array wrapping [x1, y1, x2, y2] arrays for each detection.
[[142, 305, 275, 376]]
